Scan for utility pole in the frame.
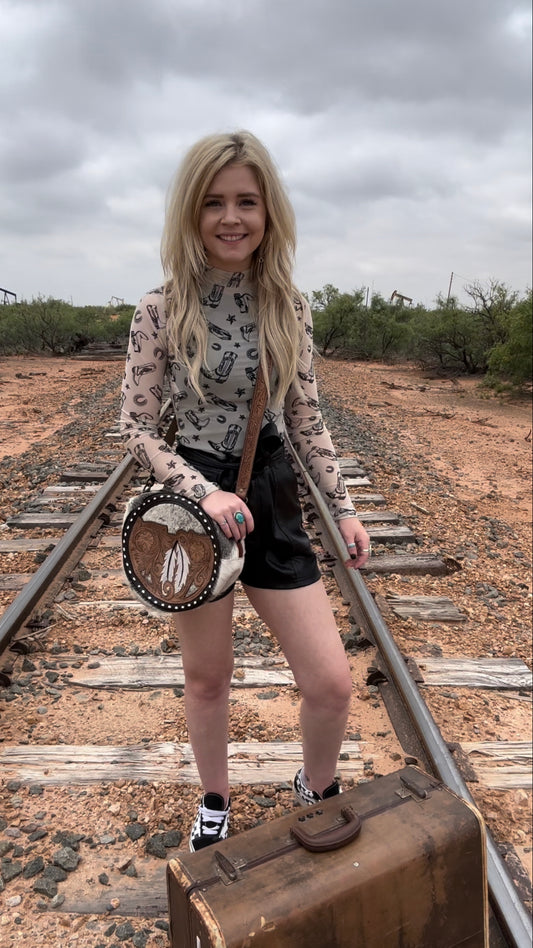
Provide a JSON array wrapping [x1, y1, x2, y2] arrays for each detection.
[[447, 271, 454, 301]]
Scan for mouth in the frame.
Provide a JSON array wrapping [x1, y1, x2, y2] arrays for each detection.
[[217, 234, 246, 243]]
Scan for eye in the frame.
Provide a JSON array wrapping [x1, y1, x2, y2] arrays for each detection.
[[240, 198, 257, 207], [204, 198, 221, 207]]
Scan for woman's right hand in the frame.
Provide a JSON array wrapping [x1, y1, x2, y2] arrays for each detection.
[[199, 490, 254, 541]]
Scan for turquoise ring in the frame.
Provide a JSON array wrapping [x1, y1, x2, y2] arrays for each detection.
[[234, 511, 245, 525]]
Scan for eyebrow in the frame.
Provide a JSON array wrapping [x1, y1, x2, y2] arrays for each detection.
[[204, 191, 261, 199]]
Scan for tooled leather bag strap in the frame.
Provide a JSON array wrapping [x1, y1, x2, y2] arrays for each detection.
[[234, 363, 269, 501]]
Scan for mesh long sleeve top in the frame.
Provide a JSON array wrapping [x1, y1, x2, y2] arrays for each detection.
[[120, 267, 356, 521]]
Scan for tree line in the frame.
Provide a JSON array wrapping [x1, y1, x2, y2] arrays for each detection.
[[0, 298, 134, 355], [310, 280, 531, 388], [0, 279, 531, 388]]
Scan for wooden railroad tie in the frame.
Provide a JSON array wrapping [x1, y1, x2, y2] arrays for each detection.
[[35, 653, 531, 693], [0, 740, 364, 786], [377, 593, 467, 623], [0, 739, 529, 791]]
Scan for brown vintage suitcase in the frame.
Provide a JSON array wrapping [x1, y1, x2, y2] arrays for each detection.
[[167, 766, 488, 947]]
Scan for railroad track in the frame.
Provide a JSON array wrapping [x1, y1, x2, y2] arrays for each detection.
[[0, 373, 531, 948]]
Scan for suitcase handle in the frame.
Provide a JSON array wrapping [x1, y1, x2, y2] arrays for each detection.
[[290, 805, 362, 853]]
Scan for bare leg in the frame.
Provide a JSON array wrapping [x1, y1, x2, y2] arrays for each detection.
[[173, 591, 235, 803], [243, 580, 352, 796]]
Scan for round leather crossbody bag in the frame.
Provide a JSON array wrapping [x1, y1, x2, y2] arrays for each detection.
[[122, 490, 244, 613]]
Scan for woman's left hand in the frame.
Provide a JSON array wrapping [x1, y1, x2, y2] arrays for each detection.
[[336, 517, 372, 570]]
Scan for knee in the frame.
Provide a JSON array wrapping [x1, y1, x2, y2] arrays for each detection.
[[305, 666, 353, 714], [184, 663, 234, 703], [328, 670, 353, 713]]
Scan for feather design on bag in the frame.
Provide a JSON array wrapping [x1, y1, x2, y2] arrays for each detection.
[[123, 489, 243, 610], [161, 542, 190, 595]]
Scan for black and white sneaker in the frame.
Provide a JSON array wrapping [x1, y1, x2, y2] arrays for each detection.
[[293, 767, 341, 807], [189, 793, 230, 852]]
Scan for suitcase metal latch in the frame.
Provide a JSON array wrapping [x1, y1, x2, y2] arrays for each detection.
[[398, 773, 429, 799], [395, 787, 413, 799], [214, 849, 243, 885]]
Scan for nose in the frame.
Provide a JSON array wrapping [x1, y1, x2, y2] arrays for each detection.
[[220, 203, 240, 224]]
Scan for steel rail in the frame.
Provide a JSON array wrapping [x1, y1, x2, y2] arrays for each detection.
[[0, 393, 177, 659], [299, 465, 532, 948], [0, 452, 137, 656]]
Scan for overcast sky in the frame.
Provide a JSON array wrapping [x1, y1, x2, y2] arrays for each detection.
[[1, 0, 531, 310]]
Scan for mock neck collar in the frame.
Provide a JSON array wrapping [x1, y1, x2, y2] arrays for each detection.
[[202, 266, 254, 289]]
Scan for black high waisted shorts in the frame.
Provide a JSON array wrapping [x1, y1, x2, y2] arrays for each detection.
[[178, 424, 321, 591]]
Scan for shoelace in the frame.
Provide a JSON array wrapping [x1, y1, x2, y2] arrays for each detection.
[[198, 804, 228, 837]]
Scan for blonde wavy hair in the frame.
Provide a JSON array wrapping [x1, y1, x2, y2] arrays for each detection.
[[161, 130, 304, 406]]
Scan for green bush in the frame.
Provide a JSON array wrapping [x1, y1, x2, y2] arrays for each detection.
[[310, 285, 366, 354], [486, 289, 532, 385], [0, 298, 134, 354], [410, 297, 487, 373]]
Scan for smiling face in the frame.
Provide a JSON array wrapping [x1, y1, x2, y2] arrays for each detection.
[[199, 163, 267, 272]]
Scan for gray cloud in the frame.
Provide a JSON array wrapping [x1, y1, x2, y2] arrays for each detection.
[[0, 0, 530, 307]]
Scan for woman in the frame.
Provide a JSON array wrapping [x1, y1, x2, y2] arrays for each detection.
[[120, 130, 371, 852]]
